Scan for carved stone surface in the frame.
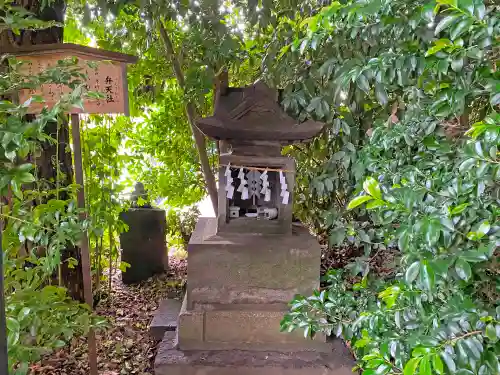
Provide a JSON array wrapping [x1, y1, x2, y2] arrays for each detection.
[[119, 208, 166, 284]]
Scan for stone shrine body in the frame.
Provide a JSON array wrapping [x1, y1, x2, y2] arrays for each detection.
[[154, 82, 354, 375]]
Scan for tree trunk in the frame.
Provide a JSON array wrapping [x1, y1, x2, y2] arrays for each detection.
[[1, 0, 85, 302], [158, 21, 218, 215]]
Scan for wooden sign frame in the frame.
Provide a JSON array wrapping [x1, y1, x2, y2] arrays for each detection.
[[3, 43, 138, 115]]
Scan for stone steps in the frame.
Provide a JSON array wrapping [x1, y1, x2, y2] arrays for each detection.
[[154, 331, 357, 375], [150, 299, 183, 341]]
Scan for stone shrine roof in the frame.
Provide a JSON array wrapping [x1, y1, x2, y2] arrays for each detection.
[[196, 82, 325, 143]]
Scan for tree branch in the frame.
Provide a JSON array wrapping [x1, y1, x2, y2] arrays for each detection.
[[157, 20, 218, 214]]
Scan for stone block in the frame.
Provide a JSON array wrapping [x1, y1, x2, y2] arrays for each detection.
[[155, 331, 357, 375], [150, 299, 182, 341], [187, 218, 320, 309], [178, 297, 204, 350], [203, 310, 329, 352], [177, 293, 328, 352], [119, 208, 167, 284]]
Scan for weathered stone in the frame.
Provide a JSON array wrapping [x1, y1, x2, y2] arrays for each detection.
[[178, 298, 204, 350], [203, 310, 328, 352], [177, 294, 328, 352], [119, 208, 166, 284], [187, 218, 320, 309], [150, 299, 182, 341], [155, 331, 357, 375]]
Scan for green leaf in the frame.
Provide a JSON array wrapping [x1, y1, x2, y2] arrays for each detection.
[[403, 357, 421, 375], [450, 203, 469, 215], [329, 228, 346, 246], [363, 177, 382, 199], [485, 324, 498, 342], [460, 0, 474, 14], [424, 219, 441, 246], [356, 74, 370, 94], [440, 352, 456, 373], [375, 82, 388, 106], [450, 19, 472, 40], [405, 261, 420, 284], [419, 357, 431, 375], [17, 307, 30, 321], [366, 200, 385, 209], [420, 261, 435, 290], [451, 57, 464, 72], [477, 221, 491, 237], [435, 16, 457, 35], [53, 339, 66, 348], [485, 351, 500, 372], [347, 195, 373, 210], [461, 248, 490, 262], [491, 93, 500, 107], [398, 230, 411, 252], [464, 337, 481, 359], [459, 158, 476, 172], [6, 317, 20, 346], [432, 354, 444, 374], [426, 39, 453, 56], [455, 258, 472, 281], [475, 3, 486, 19], [466, 47, 483, 59], [17, 172, 35, 184]]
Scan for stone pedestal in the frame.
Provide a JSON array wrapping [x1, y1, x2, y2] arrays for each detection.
[[153, 82, 354, 374], [119, 208, 167, 284], [154, 218, 355, 374], [155, 331, 355, 375]]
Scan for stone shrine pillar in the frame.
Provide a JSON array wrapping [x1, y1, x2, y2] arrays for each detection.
[[120, 183, 167, 284], [154, 83, 354, 375]]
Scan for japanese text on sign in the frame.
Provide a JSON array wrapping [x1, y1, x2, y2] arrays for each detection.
[[18, 53, 128, 114]]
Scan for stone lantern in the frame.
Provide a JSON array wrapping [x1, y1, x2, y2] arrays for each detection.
[[154, 82, 354, 375]]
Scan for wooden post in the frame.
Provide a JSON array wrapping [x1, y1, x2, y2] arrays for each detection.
[[70, 113, 98, 375]]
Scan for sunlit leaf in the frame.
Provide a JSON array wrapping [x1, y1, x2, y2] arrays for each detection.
[[363, 177, 382, 199], [347, 195, 373, 210], [455, 258, 472, 281]]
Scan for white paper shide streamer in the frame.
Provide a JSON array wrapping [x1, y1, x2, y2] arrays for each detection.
[[247, 170, 262, 200], [279, 170, 289, 204], [237, 167, 249, 200], [260, 169, 271, 202], [225, 163, 235, 199]]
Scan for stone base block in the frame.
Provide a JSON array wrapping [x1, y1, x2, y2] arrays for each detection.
[[187, 218, 321, 309], [155, 332, 357, 375], [150, 299, 183, 341], [177, 294, 329, 352]]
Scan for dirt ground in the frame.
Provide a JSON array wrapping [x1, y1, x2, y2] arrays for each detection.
[[30, 258, 186, 375]]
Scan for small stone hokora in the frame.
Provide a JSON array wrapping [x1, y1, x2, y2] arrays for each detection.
[[130, 182, 152, 208]]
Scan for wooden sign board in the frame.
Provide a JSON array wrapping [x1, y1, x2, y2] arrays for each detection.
[[6, 44, 137, 115]]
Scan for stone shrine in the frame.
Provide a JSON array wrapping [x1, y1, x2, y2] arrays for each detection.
[[120, 183, 167, 284], [154, 82, 354, 375]]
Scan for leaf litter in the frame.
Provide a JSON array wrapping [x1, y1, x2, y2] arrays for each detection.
[[30, 257, 186, 375]]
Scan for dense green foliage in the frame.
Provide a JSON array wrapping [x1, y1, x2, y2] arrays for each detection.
[[279, 1, 500, 374], [0, 17, 106, 371]]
